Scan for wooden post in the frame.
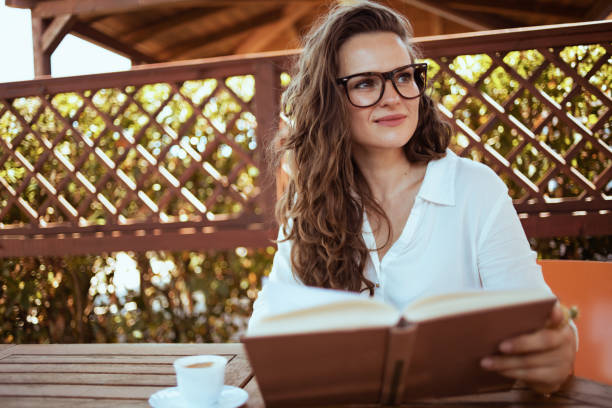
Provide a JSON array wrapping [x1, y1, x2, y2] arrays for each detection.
[[31, 14, 76, 77], [254, 61, 281, 228], [31, 17, 51, 77]]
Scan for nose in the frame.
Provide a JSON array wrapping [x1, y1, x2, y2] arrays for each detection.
[[378, 78, 402, 106]]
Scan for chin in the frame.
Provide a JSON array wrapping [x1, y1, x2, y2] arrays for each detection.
[[351, 123, 416, 151], [375, 128, 414, 146]]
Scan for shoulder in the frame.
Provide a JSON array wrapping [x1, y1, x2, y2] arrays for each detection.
[[452, 152, 508, 198], [419, 150, 507, 207], [453, 153, 505, 187], [431, 150, 511, 219]]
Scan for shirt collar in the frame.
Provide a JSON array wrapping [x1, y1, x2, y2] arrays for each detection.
[[417, 149, 457, 206]]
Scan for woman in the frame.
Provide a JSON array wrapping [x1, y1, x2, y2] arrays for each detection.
[[250, 0, 575, 396]]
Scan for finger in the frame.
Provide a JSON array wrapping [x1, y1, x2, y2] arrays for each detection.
[[499, 366, 564, 385], [530, 382, 561, 396], [481, 349, 560, 371], [518, 378, 562, 396], [499, 326, 572, 354]]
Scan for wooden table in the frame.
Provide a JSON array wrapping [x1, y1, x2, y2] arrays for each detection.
[[0, 343, 610, 407]]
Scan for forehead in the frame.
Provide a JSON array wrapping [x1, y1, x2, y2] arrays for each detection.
[[338, 31, 413, 76]]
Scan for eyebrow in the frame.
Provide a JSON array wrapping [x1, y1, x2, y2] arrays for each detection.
[[342, 62, 415, 77]]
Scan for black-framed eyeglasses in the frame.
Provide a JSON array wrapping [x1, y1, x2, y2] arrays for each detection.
[[336, 63, 428, 108]]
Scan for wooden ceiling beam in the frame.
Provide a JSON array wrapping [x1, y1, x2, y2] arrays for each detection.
[[441, 0, 583, 20], [27, 0, 312, 18], [120, 7, 227, 44], [399, 0, 501, 30], [30, 0, 204, 18], [42, 14, 76, 54], [5, 0, 36, 8], [180, 31, 252, 60], [162, 7, 285, 60], [585, 0, 612, 20], [71, 21, 158, 64], [459, 11, 520, 30], [234, 2, 314, 54], [284, 25, 301, 49], [429, 13, 443, 36]]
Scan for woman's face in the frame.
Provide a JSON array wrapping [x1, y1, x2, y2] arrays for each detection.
[[337, 31, 420, 155]]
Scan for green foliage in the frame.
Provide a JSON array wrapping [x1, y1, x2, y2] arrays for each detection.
[[530, 236, 611, 261], [0, 248, 274, 344]]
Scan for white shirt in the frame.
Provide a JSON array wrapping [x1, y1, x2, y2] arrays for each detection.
[[250, 149, 552, 326]]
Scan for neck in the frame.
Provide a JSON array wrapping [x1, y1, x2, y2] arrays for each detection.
[[353, 146, 420, 204]]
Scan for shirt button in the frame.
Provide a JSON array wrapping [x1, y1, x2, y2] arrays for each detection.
[[375, 283, 380, 288]]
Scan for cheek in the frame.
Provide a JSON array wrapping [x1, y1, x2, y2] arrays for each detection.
[[408, 99, 420, 121], [406, 100, 420, 132], [348, 106, 373, 140]]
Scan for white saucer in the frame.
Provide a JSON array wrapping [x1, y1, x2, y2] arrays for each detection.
[[148, 385, 248, 408]]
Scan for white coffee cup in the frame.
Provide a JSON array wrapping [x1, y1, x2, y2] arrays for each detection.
[[173, 355, 227, 407]]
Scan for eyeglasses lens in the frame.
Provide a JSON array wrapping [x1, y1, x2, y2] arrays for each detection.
[[346, 65, 426, 107]]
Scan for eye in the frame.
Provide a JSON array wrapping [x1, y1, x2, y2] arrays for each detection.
[[396, 71, 414, 83], [349, 76, 378, 90]]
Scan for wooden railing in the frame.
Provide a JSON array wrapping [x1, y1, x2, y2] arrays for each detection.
[[0, 21, 610, 257]]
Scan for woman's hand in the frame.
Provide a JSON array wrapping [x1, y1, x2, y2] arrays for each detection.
[[480, 302, 576, 395]]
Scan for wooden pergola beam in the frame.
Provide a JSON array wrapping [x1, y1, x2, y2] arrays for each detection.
[[441, 0, 584, 20], [399, 0, 496, 30], [5, 0, 35, 8], [585, 0, 612, 20], [162, 6, 285, 60], [176, 31, 251, 61], [22, 0, 312, 18], [416, 20, 612, 57], [234, 2, 313, 54], [120, 7, 228, 44], [430, 13, 443, 36], [42, 14, 76, 54], [71, 22, 158, 64]]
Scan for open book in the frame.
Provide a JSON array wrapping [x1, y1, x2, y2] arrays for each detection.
[[243, 281, 556, 407]]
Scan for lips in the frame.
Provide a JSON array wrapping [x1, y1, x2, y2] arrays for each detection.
[[374, 114, 407, 126]]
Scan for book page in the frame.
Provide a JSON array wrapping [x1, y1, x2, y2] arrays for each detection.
[[401, 288, 555, 322], [247, 281, 400, 336]]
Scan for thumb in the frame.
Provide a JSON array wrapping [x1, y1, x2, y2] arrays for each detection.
[[546, 302, 565, 328]]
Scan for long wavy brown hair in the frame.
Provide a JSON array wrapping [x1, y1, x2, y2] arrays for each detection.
[[273, 0, 451, 294]]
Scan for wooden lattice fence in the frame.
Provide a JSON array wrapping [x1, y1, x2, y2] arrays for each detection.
[[419, 21, 611, 238], [0, 21, 610, 257]]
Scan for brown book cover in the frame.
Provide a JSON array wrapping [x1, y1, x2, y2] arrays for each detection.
[[243, 285, 555, 407], [399, 299, 554, 401]]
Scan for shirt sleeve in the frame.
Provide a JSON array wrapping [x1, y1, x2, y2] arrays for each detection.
[[475, 173, 549, 292], [474, 171, 579, 349], [248, 224, 303, 331]]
